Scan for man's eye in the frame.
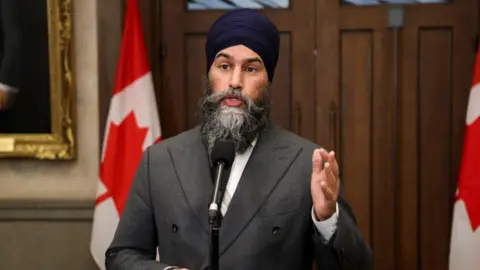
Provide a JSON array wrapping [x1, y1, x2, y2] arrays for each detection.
[[246, 67, 257, 72], [219, 64, 230, 70]]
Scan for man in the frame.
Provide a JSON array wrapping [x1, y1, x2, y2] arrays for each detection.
[[106, 9, 372, 270]]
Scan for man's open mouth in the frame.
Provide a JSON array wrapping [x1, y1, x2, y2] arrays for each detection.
[[222, 95, 243, 107]]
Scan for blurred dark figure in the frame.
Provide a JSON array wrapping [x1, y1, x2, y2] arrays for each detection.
[[0, 0, 51, 134]]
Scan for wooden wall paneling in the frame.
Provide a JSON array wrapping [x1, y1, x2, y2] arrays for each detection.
[[97, 0, 125, 153], [138, 0, 162, 117], [315, 0, 339, 152], [398, 1, 476, 269], [340, 30, 374, 247], [317, 2, 396, 269], [398, 24, 418, 270], [418, 28, 454, 270], [184, 34, 207, 129], [159, 1, 186, 138], [371, 28, 397, 270]]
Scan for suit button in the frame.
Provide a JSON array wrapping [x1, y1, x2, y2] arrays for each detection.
[[340, 247, 346, 262], [172, 224, 178, 233], [272, 226, 281, 235]]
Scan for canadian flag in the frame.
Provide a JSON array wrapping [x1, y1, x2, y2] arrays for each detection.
[[448, 50, 480, 269], [89, 0, 162, 268]]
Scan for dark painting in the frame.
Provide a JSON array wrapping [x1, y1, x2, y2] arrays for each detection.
[[0, 0, 51, 134]]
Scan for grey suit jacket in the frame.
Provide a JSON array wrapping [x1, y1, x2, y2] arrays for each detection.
[[106, 123, 372, 270]]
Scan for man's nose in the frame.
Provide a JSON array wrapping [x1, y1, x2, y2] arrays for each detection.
[[229, 67, 243, 89]]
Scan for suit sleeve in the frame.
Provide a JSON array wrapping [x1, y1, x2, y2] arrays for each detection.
[[105, 147, 171, 270], [0, 0, 22, 88], [312, 196, 373, 270]]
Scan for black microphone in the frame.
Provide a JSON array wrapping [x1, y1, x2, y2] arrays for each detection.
[[208, 139, 235, 224], [208, 140, 234, 270]]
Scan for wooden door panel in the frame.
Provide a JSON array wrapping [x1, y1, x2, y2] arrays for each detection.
[[185, 34, 206, 129], [339, 29, 397, 270], [317, 4, 397, 269], [269, 34, 294, 131], [398, 25, 419, 270], [370, 30, 397, 270], [399, 4, 475, 269], [340, 31, 375, 246], [161, 2, 316, 141], [399, 26, 455, 270], [183, 10, 302, 32], [418, 29, 455, 270]]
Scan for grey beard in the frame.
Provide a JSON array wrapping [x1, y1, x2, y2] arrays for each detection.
[[199, 79, 270, 155]]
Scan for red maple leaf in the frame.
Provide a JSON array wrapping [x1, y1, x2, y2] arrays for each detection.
[[456, 118, 480, 231], [98, 111, 149, 215]]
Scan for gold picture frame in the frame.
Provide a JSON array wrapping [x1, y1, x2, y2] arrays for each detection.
[[0, 0, 75, 160]]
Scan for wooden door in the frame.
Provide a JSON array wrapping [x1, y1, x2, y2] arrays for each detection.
[[160, 0, 316, 142], [398, 2, 476, 270], [316, 0, 477, 270], [316, 3, 398, 268]]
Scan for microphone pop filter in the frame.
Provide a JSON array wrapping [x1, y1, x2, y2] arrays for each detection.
[[210, 140, 235, 169]]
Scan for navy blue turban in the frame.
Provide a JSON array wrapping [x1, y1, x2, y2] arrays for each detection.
[[205, 9, 280, 82]]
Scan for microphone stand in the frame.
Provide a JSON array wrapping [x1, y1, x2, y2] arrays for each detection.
[[208, 162, 227, 270]]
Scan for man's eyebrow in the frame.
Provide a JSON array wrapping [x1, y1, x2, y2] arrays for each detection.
[[215, 53, 231, 59], [215, 53, 263, 64], [245, 57, 263, 64]]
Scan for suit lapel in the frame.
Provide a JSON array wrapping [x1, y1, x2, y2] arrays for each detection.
[[218, 125, 302, 256], [169, 132, 212, 235]]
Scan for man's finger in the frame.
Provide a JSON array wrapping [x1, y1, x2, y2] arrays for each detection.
[[320, 148, 332, 170], [312, 149, 323, 175], [319, 148, 329, 164], [320, 181, 334, 201], [327, 151, 340, 179], [323, 162, 337, 187]]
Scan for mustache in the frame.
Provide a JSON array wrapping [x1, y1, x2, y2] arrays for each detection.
[[203, 88, 249, 105]]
